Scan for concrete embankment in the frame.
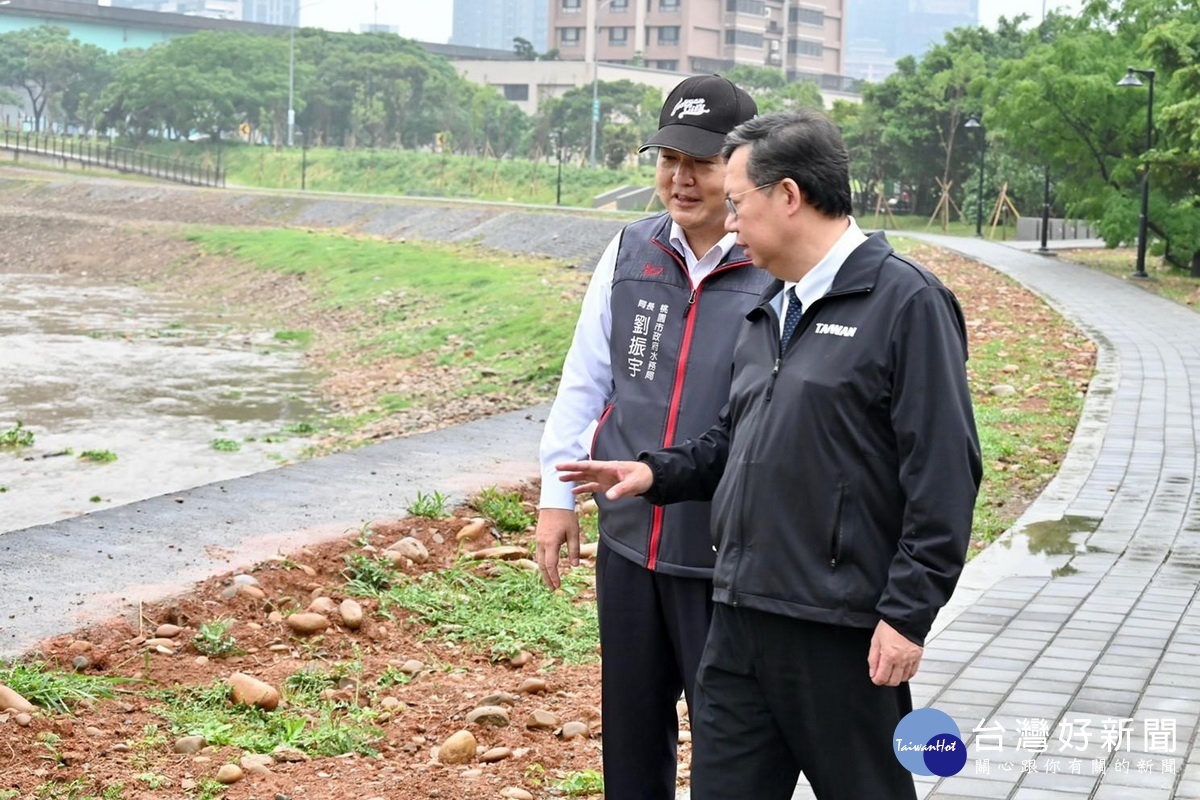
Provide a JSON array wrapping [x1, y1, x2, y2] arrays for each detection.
[[0, 168, 632, 267]]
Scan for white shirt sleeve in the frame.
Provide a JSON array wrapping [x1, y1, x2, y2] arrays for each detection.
[[538, 232, 621, 509]]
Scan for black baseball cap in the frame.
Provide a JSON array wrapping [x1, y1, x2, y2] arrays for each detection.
[[639, 75, 758, 158]]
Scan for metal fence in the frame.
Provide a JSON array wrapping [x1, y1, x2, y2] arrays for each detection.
[[0, 130, 225, 188]]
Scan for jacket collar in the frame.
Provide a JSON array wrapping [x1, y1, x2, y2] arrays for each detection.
[[749, 231, 894, 317], [648, 212, 752, 267]]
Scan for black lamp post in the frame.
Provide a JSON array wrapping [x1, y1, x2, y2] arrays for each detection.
[[554, 128, 565, 206], [1036, 165, 1053, 256], [1117, 67, 1155, 279], [964, 115, 985, 237]]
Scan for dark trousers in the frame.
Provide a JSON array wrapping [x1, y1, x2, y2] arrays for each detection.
[[691, 604, 917, 800], [596, 540, 714, 800]]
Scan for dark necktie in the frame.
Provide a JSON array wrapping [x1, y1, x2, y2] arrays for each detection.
[[780, 287, 803, 350]]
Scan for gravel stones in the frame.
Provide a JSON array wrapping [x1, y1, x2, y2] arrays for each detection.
[[0, 684, 35, 714], [227, 673, 280, 711], [285, 613, 330, 635], [437, 729, 477, 764]]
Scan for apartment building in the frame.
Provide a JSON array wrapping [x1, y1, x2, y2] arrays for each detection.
[[547, 0, 850, 93]]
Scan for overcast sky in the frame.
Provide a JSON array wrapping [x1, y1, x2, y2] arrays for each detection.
[[301, 1, 1082, 45], [301, 2, 452, 39]]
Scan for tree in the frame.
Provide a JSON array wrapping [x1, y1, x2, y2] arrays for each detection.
[[982, 1, 1200, 264], [539, 79, 660, 166], [513, 37, 559, 61], [720, 65, 823, 113], [0, 26, 108, 132]]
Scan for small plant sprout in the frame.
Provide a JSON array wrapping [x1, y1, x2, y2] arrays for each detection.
[[78, 450, 118, 463], [191, 618, 242, 658], [556, 769, 605, 796], [405, 489, 449, 519], [471, 486, 534, 533], [0, 421, 34, 448], [342, 553, 396, 594]]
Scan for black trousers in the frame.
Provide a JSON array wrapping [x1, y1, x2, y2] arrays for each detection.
[[596, 541, 714, 800], [691, 604, 917, 800]]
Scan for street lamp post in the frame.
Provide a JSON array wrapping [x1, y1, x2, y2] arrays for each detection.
[[586, 0, 614, 169], [963, 115, 985, 238], [555, 128, 565, 205], [1117, 66, 1155, 279], [287, 6, 298, 148], [1036, 165, 1053, 256]]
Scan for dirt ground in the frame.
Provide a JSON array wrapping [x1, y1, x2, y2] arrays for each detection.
[[0, 173, 1097, 799], [2, 485, 615, 800]]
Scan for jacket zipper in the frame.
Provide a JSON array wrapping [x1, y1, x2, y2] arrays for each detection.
[[645, 239, 751, 570], [830, 485, 846, 569]]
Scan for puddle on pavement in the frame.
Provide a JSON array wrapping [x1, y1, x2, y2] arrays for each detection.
[[1019, 515, 1102, 556], [963, 514, 1103, 585], [991, 514, 1102, 577], [0, 272, 321, 534]]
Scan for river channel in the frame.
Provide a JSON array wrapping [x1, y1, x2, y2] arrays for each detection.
[[0, 272, 320, 535]]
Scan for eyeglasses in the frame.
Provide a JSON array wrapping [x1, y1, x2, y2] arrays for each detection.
[[724, 181, 781, 219]]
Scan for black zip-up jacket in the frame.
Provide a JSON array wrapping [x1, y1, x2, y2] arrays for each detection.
[[592, 213, 773, 578], [641, 232, 982, 645]]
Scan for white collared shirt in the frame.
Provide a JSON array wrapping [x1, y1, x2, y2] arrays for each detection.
[[776, 217, 868, 336], [538, 222, 738, 509]]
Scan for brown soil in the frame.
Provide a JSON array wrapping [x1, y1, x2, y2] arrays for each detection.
[[0, 176, 1097, 800], [3, 485, 615, 800]]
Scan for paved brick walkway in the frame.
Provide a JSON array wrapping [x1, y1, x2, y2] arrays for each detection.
[[783, 237, 1200, 799]]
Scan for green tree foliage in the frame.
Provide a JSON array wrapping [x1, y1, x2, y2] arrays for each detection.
[[0, 25, 110, 132], [97, 31, 287, 141], [540, 79, 660, 165], [839, 20, 1026, 219], [984, 0, 1200, 265], [720, 65, 824, 113]]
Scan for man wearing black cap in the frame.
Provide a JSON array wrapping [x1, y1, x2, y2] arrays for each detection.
[[536, 75, 766, 799]]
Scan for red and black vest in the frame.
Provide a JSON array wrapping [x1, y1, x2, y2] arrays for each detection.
[[591, 213, 773, 577]]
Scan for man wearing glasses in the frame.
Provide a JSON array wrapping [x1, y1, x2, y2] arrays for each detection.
[[535, 75, 768, 799], [556, 109, 981, 799]]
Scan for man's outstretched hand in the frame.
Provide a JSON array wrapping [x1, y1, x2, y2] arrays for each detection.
[[556, 460, 654, 500]]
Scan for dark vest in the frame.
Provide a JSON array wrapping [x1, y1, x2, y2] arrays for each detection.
[[591, 213, 773, 577]]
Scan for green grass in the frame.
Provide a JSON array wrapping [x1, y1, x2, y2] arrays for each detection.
[[865, 212, 1002, 239], [154, 141, 654, 208], [341, 553, 398, 594], [273, 329, 313, 347], [556, 769, 605, 796], [149, 680, 383, 757], [78, 449, 118, 463], [405, 489, 450, 519], [191, 619, 242, 658], [1058, 248, 1200, 309], [210, 438, 241, 452], [471, 486, 535, 533], [185, 228, 585, 413], [0, 661, 128, 715], [375, 562, 598, 664], [0, 420, 34, 448]]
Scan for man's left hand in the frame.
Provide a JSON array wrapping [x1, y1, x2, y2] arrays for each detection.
[[868, 620, 923, 686]]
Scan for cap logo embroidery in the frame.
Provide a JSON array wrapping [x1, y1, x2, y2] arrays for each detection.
[[672, 98, 710, 119]]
